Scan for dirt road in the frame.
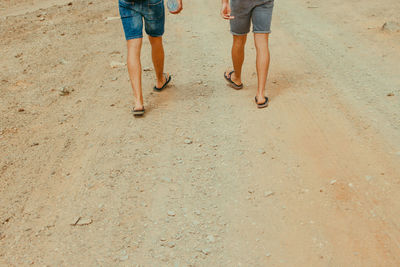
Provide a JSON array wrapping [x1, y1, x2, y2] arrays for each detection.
[[1, 0, 400, 265]]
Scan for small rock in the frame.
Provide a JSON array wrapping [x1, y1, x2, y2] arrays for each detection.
[[258, 149, 266, 154], [265, 252, 271, 257], [201, 248, 211, 255], [59, 86, 70, 96], [59, 59, 68, 65], [167, 242, 176, 248], [31, 142, 39, 147], [348, 183, 354, 188], [184, 139, 193, 144], [110, 61, 126, 68], [18, 108, 25, 112], [387, 92, 395, 97], [160, 177, 172, 183], [330, 180, 337, 185], [160, 237, 167, 241], [194, 210, 201, 216], [206, 235, 215, 243], [143, 67, 153, 71], [105, 16, 120, 22], [382, 21, 400, 32], [167, 211, 176, 217], [111, 77, 118, 81], [264, 191, 274, 197], [119, 255, 128, 261]]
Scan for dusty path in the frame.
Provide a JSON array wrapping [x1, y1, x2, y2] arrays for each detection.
[[1, 0, 400, 266]]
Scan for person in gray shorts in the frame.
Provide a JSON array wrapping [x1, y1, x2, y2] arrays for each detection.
[[221, 0, 274, 108]]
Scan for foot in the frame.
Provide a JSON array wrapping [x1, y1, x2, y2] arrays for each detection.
[[156, 73, 170, 89], [225, 68, 242, 85], [255, 94, 267, 105], [133, 102, 144, 112]]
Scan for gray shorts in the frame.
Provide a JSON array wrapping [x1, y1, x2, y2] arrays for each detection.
[[230, 0, 274, 35]]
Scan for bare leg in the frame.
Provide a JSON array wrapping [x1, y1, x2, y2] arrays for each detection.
[[229, 34, 247, 85], [254, 33, 270, 103], [127, 38, 143, 110], [148, 36, 168, 88]]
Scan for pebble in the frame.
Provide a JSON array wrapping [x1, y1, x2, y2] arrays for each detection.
[[110, 61, 126, 68], [160, 177, 172, 183], [265, 252, 271, 257], [387, 92, 395, 97], [206, 235, 215, 243], [264, 191, 274, 197], [167, 242, 176, 248], [382, 21, 400, 32], [59, 86, 70, 96], [365, 175, 373, 181], [105, 16, 120, 22], [194, 210, 201, 216], [184, 139, 193, 144], [201, 248, 211, 255], [348, 183, 354, 188], [31, 142, 39, 146], [167, 211, 176, 217], [18, 108, 25, 112], [330, 179, 337, 185], [143, 67, 153, 71], [119, 255, 128, 261], [258, 149, 266, 154]]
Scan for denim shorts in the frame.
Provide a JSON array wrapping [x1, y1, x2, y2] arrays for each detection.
[[119, 0, 165, 40], [230, 0, 274, 35]]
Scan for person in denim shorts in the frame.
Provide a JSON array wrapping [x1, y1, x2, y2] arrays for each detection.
[[119, 0, 183, 116], [221, 0, 274, 109]]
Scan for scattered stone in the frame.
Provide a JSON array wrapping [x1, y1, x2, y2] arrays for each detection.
[[201, 248, 211, 255], [31, 142, 39, 147], [18, 108, 25, 112], [39, 17, 45, 21], [194, 210, 201, 216], [387, 92, 395, 97], [67, 2, 73, 6], [206, 235, 215, 243], [264, 191, 274, 197], [111, 77, 118, 81], [167, 211, 176, 217], [266, 252, 271, 257], [15, 53, 23, 58], [167, 242, 176, 248], [59, 86, 70, 96], [382, 21, 400, 32], [348, 183, 354, 188], [59, 59, 68, 65], [330, 180, 337, 185], [143, 67, 153, 71], [160, 177, 172, 183], [105, 16, 120, 22], [110, 61, 126, 68], [184, 139, 193, 144], [119, 255, 128, 261], [160, 237, 167, 241]]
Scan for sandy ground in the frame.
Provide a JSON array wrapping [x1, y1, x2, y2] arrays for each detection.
[[1, 0, 400, 266]]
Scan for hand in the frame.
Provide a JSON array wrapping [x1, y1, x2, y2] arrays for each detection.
[[169, 0, 183, 14], [221, 2, 234, 20]]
